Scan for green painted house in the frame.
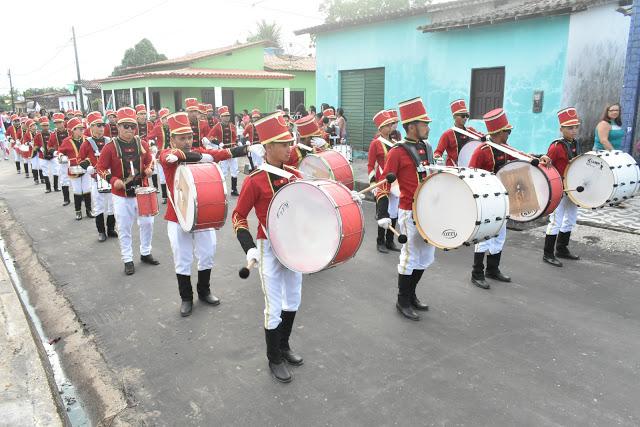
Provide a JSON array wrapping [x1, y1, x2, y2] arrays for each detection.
[[97, 40, 315, 116]]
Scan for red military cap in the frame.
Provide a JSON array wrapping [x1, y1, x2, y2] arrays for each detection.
[[185, 98, 199, 111], [198, 103, 207, 114], [38, 116, 49, 125], [74, 110, 83, 117], [106, 109, 116, 117], [322, 108, 336, 119], [87, 111, 103, 126], [217, 106, 230, 116], [52, 113, 65, 122], [295, 114, 321, 138], [25, 119, 36, 128], [116, 107, 137, 124], [158, 108, 170, 119], [483, 108, 513, 134], [386, 109, 399, 123], [398, 97, 431, 124], [557, 107, 580, 127], [450, 99, 469, 115], [166, 112, 192, 135], [256, 112, 294, 144], [10, 114, 19, 121], [373, 110, 394, 129], [135, 104, 146, 114], [149, 109, 157, 115], [251, 108, 261, 118], [66, 117, 83, 131]]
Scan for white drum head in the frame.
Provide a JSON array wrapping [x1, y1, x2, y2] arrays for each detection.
[[267, 181, 340, 273], [458, 140, 482, 167], [565, 153, 615, 208], [299, 155, 332, 180], [497, 161, 549, 220], [173, 165, 197, 232], [414, 172, 477, 248]]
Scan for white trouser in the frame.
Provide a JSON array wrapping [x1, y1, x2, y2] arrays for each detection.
[[0, 139, 6, 158], [30, 156, 39, 170], [219, 157, 239, 178], [388, 192, 399, 219], [12, 149, 22, 162], [257, 239, 302, 330], [546, 194, 578, 235], [91, 180, 114, 216], [57, 161, 69, 185], [397, 209, 435, 275], [112, 194, 154, 263], [167, 221, 216, 275], [475, 223, 507, 255], [39, 159, 56, 177], [70, 173, 92, 195], [156, 162, 166, 185]]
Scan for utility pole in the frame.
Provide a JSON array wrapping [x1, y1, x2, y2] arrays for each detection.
[[71, 26, 85, 113], [7, 69, 15, 112]]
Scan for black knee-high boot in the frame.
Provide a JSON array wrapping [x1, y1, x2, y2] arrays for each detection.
[[33, 169, 40, 184], [40, 170, 46, 184], [62, 186, 70, 205], [23, 162, 29, 177], [53, 175, 60, 191], [410, 269, 428, 311], [15, 161, 21, 173], [160, 183, 167, 201], [83, 193, 94, 218], [74, 194, 83, 220], [231, 177, 238, 195], [95, 213, 105, 233], [396, 274, 420, 320], [265, 325, 291, 383], [177, 274, 193, 317], [543, 234, 562, 266], [151, 174, 158, 190], [196, 269, 220, 305], [280, 311, 303, 365], [44, 176, 51, 193], [106, 215, 117, 237], [471, 252, 489, 289], [376, 226, 388, 253], [556, 231, 580, 260], [486, 252, 511, 282]]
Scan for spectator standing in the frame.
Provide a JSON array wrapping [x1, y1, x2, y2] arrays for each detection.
[[594, 103, 624, 151]]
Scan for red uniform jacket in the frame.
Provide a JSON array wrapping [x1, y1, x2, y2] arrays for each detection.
[[547, 138, 578, 176], [135, 121, 154, 142], [22, 130, 37, 158], [48, 129, 68, 152], [468, 143, 516, 174], [285, 145, 306, 167], [367, 135, 395, 183], [34, 130, 54, 159], [159, 147, 234, 223], [6, 125, 22, 148], [232, 165, 303, 240], [96, 137, 152, 198], [242, 122, 261, 144], [58, 136, 87, 177], [79, 136, 111, 178], [150, 122, 170, 151], [207, 122, 237, 148], [434, 126, 480, 166]]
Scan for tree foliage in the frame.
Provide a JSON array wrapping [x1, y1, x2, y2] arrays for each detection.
[[23, 87, 67, 97], [247, 20, 282, 48], [111, 39, 167, 76], [319, 0, 426, 23]]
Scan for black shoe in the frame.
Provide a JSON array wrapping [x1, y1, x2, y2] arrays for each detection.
[[45, 188, 51, 193], [265, 327, 292, 383], [54, 188, 61, 192], [471, 277, 490, 289], [555, 231, 580, 260], [543, 254, 563, 267], [124, 261, 135, 275], [396, 302, 420, 321], [486, 252, 511, 282], [180, 300, 193, 317], [268, 361, 292, 383], [231, 190, 239, 196], [279, 311, 303, 365], [486, 270, 511, 282], [140, 254, 160, 265], [107, 230, 118, 238], [377, 242, 389, 253], [85, 210, 94, 219], [198, 293, 220, 306], [75, 211, 82, 220], [386, 241, 401, 252], [98, 232, 107, 242], [63, 200, 71, 206], [556, 251, 580, 260], [411, 296, 429, 311], [281, 349, 304, 366]]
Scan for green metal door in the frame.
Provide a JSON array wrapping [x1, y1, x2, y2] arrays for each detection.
[[340, 68, 384, 152]]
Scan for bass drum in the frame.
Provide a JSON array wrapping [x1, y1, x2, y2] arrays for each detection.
[[267, 179, 364, 274], [299, 150, 354, 190], [413, 168, 509, 249], [173, 162, 227, 231], [457, 140, 482, 167], [564, 150, 639, 208], [497, 160, 563, 222]]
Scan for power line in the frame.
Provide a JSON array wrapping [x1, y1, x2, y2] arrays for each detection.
[[13, 42, 72, 77], [77, 0, 170, 39]]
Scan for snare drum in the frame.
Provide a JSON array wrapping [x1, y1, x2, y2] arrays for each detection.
[[413, 168, 509, 249], [457, 140, 483, 167], [68, 165, 85, 176], [332, 143, 352, 162], [96, 175, 111, 193], [135, 187, 159, 217], [173, 162, 227, 232], [564, 150, 639, 208], [496, 160, 563, 222], [299, 150, 354, 190], [267, 179, 364, 274]]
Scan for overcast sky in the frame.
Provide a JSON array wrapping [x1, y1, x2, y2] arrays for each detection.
[[1, 0, 324, 93]]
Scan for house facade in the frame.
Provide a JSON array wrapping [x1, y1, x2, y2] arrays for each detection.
[[297, 0, 631, 153], [97, 41, 316, 117]]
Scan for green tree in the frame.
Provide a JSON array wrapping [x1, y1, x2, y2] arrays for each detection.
[[320, 0, 425, 23], [23, 87, 67, 97], [111, 38, 167, 76], [247, 20, 282, 48]]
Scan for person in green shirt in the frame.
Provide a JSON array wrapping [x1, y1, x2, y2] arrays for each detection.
[[594, 103, 624, 151]]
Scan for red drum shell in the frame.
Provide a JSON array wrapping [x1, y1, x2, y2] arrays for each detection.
[[135, 187, 159, 217], [299, 150, 354, 190], [174, 163, 227, 231]]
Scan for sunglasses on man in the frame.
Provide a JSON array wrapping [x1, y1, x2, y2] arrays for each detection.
[[456, 114, 470, 119], [121, 123, 138, 130]]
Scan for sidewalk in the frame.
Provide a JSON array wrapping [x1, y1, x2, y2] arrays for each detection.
[[0, 253, 63, 426]]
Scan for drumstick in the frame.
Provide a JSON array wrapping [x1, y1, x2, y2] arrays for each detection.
[[564, 186, 585, 193], [239, 259, 257, 279], [388, 225, 408, 244], [358, 173, 397, 195], [451, 126, 539, 166]]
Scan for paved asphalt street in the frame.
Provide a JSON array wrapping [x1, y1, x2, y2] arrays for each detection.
[[1, 160, 639, 426]]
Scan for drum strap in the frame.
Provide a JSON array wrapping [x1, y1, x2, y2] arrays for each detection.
[[398, 140, 433, 179], [259, 163, 294, 180], [378, 136, 394, 148]]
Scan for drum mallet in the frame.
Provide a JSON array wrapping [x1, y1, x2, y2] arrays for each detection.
[[357, 173, 397, 195], [387, 225, 408, 244], [239, 259, 257, 279], [564, 186, 585, 193]]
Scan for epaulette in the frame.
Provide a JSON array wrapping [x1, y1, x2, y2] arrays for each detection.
[[283, 164, 298, 173], [551, 138, 563, 146], [480, 144, 491, 150], [248, 168, 264, 177]]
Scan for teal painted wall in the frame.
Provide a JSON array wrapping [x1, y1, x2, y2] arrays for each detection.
[[315, 15, 570, 153]]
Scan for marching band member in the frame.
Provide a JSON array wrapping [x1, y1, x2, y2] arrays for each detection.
[[58, 118, 93, 220], [387, 110, 402, 142], [106, 110, 118, 138], [6, 114, 23, 174], [150, 108, 171, 204], [468, 108, 551, 289], [149, 109, 157, 126], [543, 108, 582, 266], [377, 97, 435, 321], [23, 119, 41, 184], [243, 108, 263, 168], [19, 118, 31, 178], [434, 99, 482, 166], [135, 104, 153, 141], [285, 114, 327, 168], [49, 113, 70, 201], [368, 110, 399, 253], [159, 112, 249, 317], [205, 104, 218, 129], [208, 106, 240, 196], [34, 117, 54, 193], [185, 98, 210, 148], [232, 112, 306, 383], [96, 107, 159, 276], [80, 111, 116, 242]]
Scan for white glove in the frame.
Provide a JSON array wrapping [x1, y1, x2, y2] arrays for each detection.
[[247, 144, 265, 157], [310, 137, 326, 148], [377, 218, 392, 229], [246, 247, 259, 264], [350, 190, 364, 204], [53, 150, 59, 156], [166, 154, 179, 163], [86, 165, 95, 175], [200, 153, 214, 163]]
